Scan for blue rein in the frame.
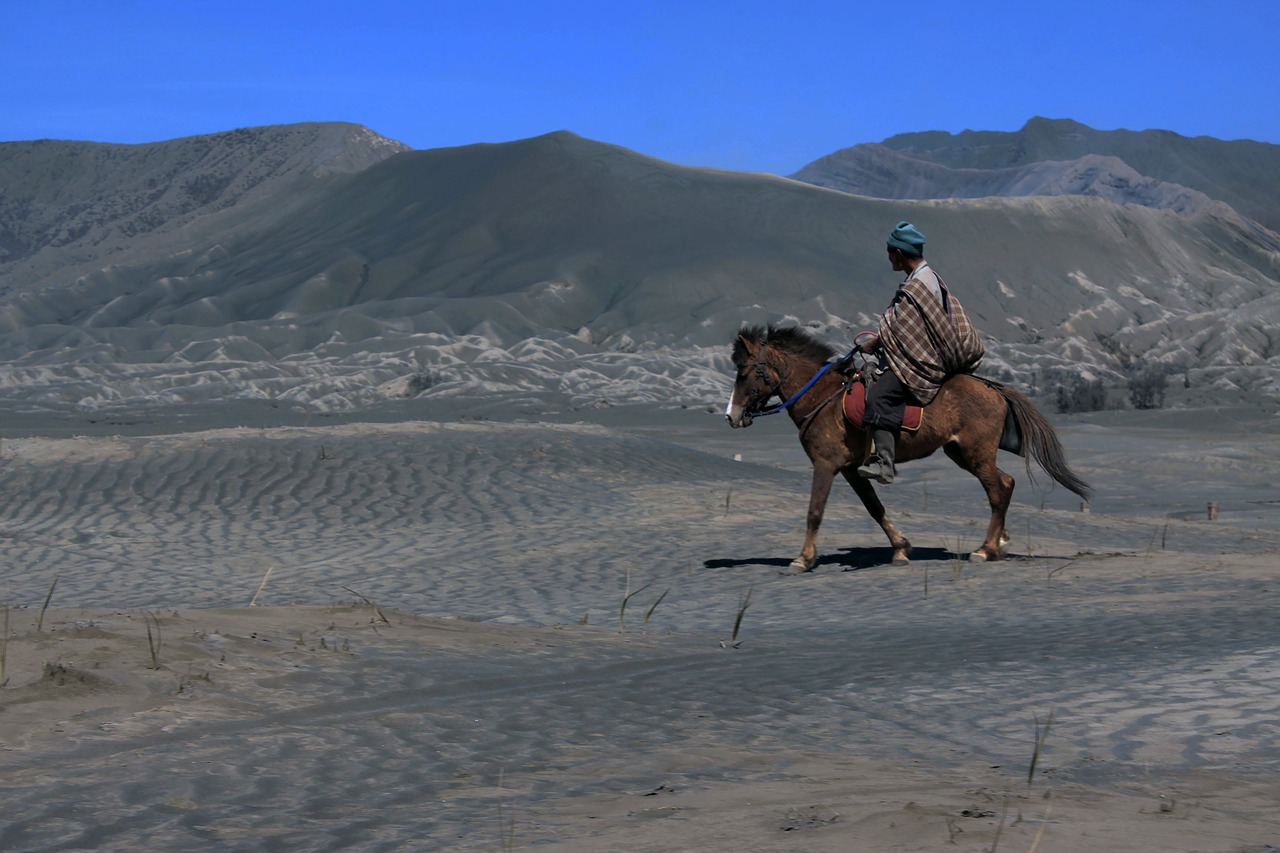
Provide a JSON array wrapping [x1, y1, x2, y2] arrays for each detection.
[[750, 347, 856, 418]]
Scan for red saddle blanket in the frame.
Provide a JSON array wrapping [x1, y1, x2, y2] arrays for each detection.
[[842, 381, 924, 432]]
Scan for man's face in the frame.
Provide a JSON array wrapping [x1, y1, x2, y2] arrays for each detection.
[[887, 246, 907, 273]]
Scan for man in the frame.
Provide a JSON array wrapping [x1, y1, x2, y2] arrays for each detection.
[[854, 221, 984, 484]]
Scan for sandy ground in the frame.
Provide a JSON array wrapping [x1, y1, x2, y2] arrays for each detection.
[[1, 407, 1279, 851]]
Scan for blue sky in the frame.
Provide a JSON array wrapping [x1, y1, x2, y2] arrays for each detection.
[[3, 0, 1277, 174]]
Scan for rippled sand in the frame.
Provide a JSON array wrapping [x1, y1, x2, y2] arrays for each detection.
[[2, 411, 1278, 851]]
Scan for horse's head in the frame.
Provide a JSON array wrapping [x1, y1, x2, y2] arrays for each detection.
[[725, 325, 781, 428], [726, 324, 841, 428]]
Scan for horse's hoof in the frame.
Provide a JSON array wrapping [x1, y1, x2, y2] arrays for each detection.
[[969, 550, 989, 563], [784, 558, 814, 575], [891, 553, 911, 567]]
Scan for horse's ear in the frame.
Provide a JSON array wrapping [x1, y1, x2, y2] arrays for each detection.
[[733, 333, 756, 363]]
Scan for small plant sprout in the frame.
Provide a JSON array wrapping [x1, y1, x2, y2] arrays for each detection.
[[497, 768, 515, 852], [618, 572, 653, 633], [722, 584, 753, 648], [1027, 791, 1055, 853], [341, 586, 391, 630], [37, 575, 59, 632], [988, 796, 1011, 853], [1028, 705, 1056, 787], [642, 588, 670, 633], [2, 601, 9, 687], [144, 612, 163, 670], [1047, 559, 1075, 585], [249, 565, 274, 606]]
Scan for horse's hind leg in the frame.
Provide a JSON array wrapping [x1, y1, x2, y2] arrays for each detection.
[[842, 469, 912, 566], [789, 464, 839, 573], [944, 442, 1014, 561]]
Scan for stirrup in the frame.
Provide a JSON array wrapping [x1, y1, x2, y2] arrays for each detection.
[[857, 458, 894, 485]]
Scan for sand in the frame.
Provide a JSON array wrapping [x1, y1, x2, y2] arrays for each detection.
[[2, 408, 1279, 851]]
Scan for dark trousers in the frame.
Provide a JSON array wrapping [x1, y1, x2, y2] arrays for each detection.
[[863, 368, 917, 431]]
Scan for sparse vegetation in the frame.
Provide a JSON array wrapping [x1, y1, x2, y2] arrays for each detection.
[[37, 576, 58, 633], [181, 172, 233, 206], [144, 611, 163, 669], [1, 602, 9, 687], [618, 573, 653, 633], [341, 586, 392, 630], [1028, 705, 1056, 787], [497, 769, 516, 852], [1055, 377, 1108, 413], [1047, 560, 1075, 584], [723, 585, 753, 648], [1127, 363, 1169, 409], [404, 372, 436, 396], [643, 588, 670, 633], [249, 566, 274, 606], [988, 796, 1011, 852], [175, 667, 212, 695], [1028, 791, 1055, 853], [949, 535, 966, 580]]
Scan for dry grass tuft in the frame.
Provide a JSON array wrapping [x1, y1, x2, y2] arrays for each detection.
[[143, 611, 163, 670], [721, 584, 753, 648], [1, 601, 9, 687], [1028, 705, 1056, 787], [37, 576, 58, 632]]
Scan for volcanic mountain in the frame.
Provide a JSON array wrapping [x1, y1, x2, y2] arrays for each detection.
[[1, 121, 1277, 425]]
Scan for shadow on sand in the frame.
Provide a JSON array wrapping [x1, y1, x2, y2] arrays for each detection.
[[704, 546, 954, 573]]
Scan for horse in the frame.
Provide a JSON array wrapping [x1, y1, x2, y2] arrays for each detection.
[[725, 324, 1091, 570]]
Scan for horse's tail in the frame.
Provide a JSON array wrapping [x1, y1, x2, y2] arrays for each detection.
[[997, 382, 1093, 501]]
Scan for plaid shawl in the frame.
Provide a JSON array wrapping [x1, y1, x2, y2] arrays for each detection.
[[877, 267, 984, 404]]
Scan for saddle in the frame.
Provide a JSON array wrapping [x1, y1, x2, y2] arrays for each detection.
[[841, 372, 1025, 454], [841, 375, 924, 432]]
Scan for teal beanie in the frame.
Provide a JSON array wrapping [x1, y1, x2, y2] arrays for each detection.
[[887, 221, 926, 255]]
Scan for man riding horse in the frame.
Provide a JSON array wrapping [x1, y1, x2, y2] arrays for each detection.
[[851, 222, 985, 485]]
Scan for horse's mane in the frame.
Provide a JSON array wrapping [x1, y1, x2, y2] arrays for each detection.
[[738, 324, 839, 365]]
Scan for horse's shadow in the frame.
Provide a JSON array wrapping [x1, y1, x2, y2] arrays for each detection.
[[704, 546, 953, 573]]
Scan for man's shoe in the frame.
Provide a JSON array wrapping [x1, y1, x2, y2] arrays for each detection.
[[857, 457, 895, 485], [858, 429, 897, 484]]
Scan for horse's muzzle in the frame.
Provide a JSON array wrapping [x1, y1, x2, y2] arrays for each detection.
[[725, 412, 754, 429]]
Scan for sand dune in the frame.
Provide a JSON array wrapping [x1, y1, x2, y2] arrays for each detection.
[[2, 410, 1278, 851]]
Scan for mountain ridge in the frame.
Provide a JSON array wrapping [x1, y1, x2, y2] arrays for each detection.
[[794, 117, 1280, 235], [0, 122, 409, 291], [0, 122, 1277, 422]]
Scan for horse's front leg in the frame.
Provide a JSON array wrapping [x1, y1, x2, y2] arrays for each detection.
[[789, 464, 839, 573], [841, 469, 913, 566]]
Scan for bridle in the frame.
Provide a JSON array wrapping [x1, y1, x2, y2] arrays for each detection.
[[738, 351, 788, 419], [736, 337, 857, 423]]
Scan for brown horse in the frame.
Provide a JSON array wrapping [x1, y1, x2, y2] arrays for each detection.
[[725, 324, 1091, 570]]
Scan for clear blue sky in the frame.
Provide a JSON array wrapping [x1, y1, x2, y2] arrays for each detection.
[[4, 0, 1277, 175]]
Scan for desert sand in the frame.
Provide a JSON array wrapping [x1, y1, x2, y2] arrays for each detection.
[[2, 405, 1279, 852]]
